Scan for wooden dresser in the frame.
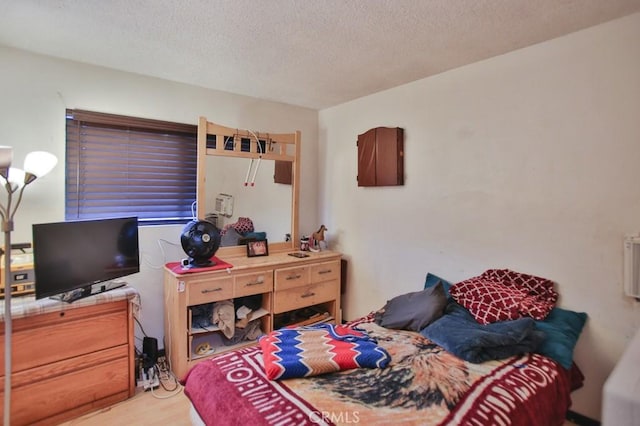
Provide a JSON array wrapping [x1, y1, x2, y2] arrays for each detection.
[[164, 250, 342, 378], [0, 287, 138, 425]]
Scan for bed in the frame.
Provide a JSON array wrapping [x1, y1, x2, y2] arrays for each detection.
[[182, 269, 587, 426]]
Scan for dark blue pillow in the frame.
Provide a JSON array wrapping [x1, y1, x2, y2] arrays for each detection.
[[244, 231, 267, 240], [534, 307, 587, 369], [424, 273, 453, 298]]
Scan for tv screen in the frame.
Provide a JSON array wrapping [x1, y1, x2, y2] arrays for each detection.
[[33, 216, 140, 301]]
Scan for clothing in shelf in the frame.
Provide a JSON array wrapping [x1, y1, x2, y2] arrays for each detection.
[[212, 300, 235, 339]]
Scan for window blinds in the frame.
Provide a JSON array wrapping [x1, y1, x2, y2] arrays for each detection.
[[65, 109, 197, 224]]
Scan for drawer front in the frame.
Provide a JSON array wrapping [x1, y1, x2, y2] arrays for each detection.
[[1, 308, 128, 375], [310, 260, 340, 284], [188, 276, 234, 305], [274, 265, 310, 291], [273, 281, 339, 313], [234, 271, 273, 297], [9, 355, 129, 425]]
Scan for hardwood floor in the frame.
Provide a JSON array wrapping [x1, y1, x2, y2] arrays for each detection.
[[60, 387, 192, 426]]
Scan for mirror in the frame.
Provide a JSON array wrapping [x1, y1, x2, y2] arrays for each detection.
[[196, 118, 300, 256], [204, 156, 292, 245]]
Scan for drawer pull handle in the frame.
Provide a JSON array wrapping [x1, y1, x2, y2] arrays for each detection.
[[318, 269, 332, 274], [246, 279, 264, 286], [301, 291, 315, 298], [201, 287, 222, 294], [286, 274, 302, 280]]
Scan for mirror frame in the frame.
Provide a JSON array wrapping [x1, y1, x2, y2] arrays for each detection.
[[196, 117, 300, 257]]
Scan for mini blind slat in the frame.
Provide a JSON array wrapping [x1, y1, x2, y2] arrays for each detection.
[[66, 109, 197, 223]]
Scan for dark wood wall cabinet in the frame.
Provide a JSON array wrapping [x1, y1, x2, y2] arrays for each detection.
[[357, 127, 404, 187], [274, 160, 292, 185]]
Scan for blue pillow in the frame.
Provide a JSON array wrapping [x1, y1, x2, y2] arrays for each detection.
[[534, 307, 587, 369], [424, 273, 453, 298]]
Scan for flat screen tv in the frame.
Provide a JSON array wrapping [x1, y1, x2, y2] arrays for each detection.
[[33, 216, 140, 302]]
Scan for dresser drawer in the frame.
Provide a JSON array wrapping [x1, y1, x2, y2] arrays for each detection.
[[274, 265, 310, 291], [234, 271, 273, 297], [10, 354, 130, 425], [310, 260, 340, 284], [188, 276, 234, 305], [1, 301, 128, 375], [273, 281, 339, 313]]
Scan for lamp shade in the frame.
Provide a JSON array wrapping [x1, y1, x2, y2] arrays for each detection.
[[0, 146, 12, 168], [0, 146, 12, 180], [5, 167, 26, 191], [24, 151, 57, 178]]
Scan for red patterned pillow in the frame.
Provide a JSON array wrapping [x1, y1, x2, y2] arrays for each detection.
[[449, 277, 524, 324], [483, 269, 557, 319], [220, 217, 255, 236], [450, 269, 558, 325], [233, 217, 254, 234]]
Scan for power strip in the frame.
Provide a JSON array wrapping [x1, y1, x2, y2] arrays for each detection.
[[137, 366, 160, 391], [144, 375, 160, 392]]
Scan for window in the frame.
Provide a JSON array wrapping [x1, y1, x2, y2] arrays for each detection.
[[65, 109, 197, 225]]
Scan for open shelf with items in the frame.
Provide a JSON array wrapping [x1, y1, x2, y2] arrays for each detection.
[[190, 307, 270, 334], [187, 299, 271, 361]]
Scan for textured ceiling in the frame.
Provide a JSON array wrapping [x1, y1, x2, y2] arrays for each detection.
[[1, 0, 639, 109]]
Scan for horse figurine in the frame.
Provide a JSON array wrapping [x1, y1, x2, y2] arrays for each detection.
[[309, 225, 328, 252]]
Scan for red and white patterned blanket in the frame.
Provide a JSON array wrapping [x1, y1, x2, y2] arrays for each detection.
[[183, 319, 572, 426]]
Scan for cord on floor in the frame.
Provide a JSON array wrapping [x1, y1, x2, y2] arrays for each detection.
[[149, 356, 183, 399]]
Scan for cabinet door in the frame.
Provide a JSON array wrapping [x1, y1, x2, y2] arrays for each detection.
[[357, 127, 404, 186], [375, 127, 404, 186], [357, 128, 377, 186], [274, 160, 292, 184]]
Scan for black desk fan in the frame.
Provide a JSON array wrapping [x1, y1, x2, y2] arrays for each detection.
[[180, 220, 221, 267]]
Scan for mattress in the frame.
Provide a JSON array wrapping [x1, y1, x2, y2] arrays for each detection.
[[602, 327, 640, 425]]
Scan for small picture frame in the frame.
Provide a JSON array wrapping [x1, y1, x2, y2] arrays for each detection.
[[246, 239, 269, 257]]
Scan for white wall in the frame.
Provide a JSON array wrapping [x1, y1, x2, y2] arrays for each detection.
[[0, 46, 319, 352], [318, 13, 640, 421]]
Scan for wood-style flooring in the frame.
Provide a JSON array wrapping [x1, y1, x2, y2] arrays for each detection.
[[59, 387, 192, 426]]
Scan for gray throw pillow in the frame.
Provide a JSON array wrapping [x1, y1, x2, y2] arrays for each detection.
[[220, 227, 242, 247], [375, 282, 447, 331]]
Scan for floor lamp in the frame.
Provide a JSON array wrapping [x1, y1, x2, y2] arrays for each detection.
[[0, 146, 57, 425]]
